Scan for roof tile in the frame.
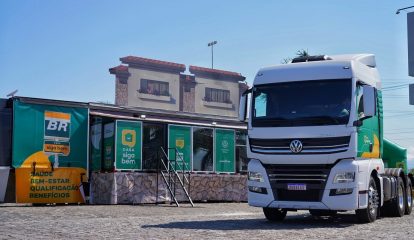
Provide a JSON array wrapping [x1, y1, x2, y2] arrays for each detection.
[[189, 65, 245, 81], [120, 56, 186, 71]]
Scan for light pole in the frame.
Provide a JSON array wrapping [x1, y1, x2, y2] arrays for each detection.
[[207, 41, 217, 69], [396, 6, 414, 14]]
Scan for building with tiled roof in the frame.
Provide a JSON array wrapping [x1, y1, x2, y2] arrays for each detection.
[[110, 55, 247, 118]]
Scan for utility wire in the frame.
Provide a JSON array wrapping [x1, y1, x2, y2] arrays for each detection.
[[385, 130, 414, 134]]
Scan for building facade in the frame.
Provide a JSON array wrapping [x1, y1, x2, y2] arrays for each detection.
[[0, 57, 250, 205], [110, 56, 248, 118]]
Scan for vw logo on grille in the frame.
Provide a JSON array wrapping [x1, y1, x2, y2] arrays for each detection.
[[290, 140, 303, 153]]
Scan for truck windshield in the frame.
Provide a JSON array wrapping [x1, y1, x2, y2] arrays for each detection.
[[252, 79, 352, 127]]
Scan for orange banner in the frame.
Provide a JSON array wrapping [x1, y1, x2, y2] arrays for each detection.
[[16, 167, 86, 204]]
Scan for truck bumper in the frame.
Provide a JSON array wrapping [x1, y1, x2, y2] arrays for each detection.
[[248, 159, 359, 211]]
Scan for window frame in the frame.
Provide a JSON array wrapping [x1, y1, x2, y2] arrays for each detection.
[[204, 87, 231, 104], [139, 79, 170, 97]]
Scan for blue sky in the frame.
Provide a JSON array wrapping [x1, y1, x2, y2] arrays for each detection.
[[1, 1, 414, 166]]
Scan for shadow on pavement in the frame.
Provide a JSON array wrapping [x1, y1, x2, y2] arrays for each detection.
[[142, 213, 358, 230]]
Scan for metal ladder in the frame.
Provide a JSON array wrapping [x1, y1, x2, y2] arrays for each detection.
[[156, 147, 194, 207]]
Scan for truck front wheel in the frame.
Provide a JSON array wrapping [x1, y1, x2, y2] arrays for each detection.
[[356, 176, 379, 223], [263, 207, 287, 222]]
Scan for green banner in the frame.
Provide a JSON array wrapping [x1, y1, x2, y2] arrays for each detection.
[[12, 99, 88, 203], [215, 129, 235, 173], [115, 120, 142, 170], [103, 122, 115, 171], [90, 118, 102, 171], [12, 100, 88, 169], [168, 125, 191, 171]]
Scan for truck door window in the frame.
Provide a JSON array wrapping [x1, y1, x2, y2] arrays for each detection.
[[357, 85, 364, 119], [254, 91, 267, 117], [357, 85, 377, 119]]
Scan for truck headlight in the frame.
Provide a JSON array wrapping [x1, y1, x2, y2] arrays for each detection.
[[248, 171, 264, 182], [333, 172, 355, 183]]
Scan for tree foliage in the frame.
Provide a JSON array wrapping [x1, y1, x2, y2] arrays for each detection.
[[281, 49, 310, 64]]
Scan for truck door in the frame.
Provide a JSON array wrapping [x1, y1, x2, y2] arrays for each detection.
[[357, 85, 381, 159]]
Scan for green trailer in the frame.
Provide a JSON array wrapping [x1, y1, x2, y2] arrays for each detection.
[[383, 138, 408, 173]]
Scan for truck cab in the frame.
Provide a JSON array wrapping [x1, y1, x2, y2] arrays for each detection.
[[239, 54, 413, 223]]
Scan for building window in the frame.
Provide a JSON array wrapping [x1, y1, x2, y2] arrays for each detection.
[[235, 129, 248, 173], [139, 79, 169, 96], [193, 127, 214, 172], [204, 88, 231, 103]]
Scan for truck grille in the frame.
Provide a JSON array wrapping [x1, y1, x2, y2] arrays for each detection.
[[249, 136, 350, 155], [264, 164, 332, 202]]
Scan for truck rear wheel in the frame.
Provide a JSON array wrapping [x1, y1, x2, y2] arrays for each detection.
[[263, 207, 287, 222], [356, 176, 379, 223], [405, 178, 412, 215], [382, 176, 405, 217]]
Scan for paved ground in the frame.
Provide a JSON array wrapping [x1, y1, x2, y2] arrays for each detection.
[[0, 202, 413, 239]]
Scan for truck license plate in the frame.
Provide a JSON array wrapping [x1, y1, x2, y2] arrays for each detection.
[[287, 183, 307, 191]]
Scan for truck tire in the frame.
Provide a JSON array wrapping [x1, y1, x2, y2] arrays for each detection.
[[356, 176, 379, 223], [263, 208, 287, 222], [309, 210, 337, 217], [405, 178, 412, 215], [383, 176, 405, 217]]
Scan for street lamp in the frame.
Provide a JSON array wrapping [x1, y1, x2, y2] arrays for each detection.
[[396, 5, 414, 14], [207, 41, 218, 69]]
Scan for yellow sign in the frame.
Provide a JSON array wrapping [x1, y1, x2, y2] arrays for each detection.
[[16, 168, 86, 204], [15, 151, 86, 204], [176, 139, 185, 149], [121, 129, 136, 148], [43, 142, 70, 156]]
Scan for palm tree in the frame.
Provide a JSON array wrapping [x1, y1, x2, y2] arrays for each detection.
[[281, 49, 310, 64]]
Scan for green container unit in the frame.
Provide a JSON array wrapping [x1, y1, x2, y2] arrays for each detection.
[[90, 117, 103, 172], [103, 122, 115, 171], [382, 138, 407, 173]]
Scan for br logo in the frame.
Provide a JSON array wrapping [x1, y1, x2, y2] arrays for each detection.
[[44, 111, 71, 141], [122, 129, 136, 148]]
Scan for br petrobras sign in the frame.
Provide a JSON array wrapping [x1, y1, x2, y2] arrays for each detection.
[[44, 111, 71, 156], [408, 12, 414, 76], [44, 111, 71, 141]]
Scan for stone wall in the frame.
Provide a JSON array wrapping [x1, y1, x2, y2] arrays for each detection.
[[115, 77, 128, 106], [90, 172, 247, 205]]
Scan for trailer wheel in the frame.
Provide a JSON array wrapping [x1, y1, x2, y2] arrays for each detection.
[[356, 176, 379, 223], [405, 178, 413, 215], [383, 176, 405, 217], [263, 208, 287, 222]]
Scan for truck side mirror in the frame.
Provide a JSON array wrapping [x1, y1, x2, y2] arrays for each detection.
[[362, 85, 376, 118], [239, 94, 247, 122]]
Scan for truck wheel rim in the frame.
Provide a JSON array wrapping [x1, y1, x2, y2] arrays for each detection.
[[407, 186, 412, 209], [399, 185, 404, 210], [368, 184, 378, 215]]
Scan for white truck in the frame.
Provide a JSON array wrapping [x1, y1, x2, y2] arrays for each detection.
[[239, 54, 413, 223]]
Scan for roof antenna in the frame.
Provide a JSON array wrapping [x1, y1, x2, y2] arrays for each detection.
[[6, 89, 18, 98]]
